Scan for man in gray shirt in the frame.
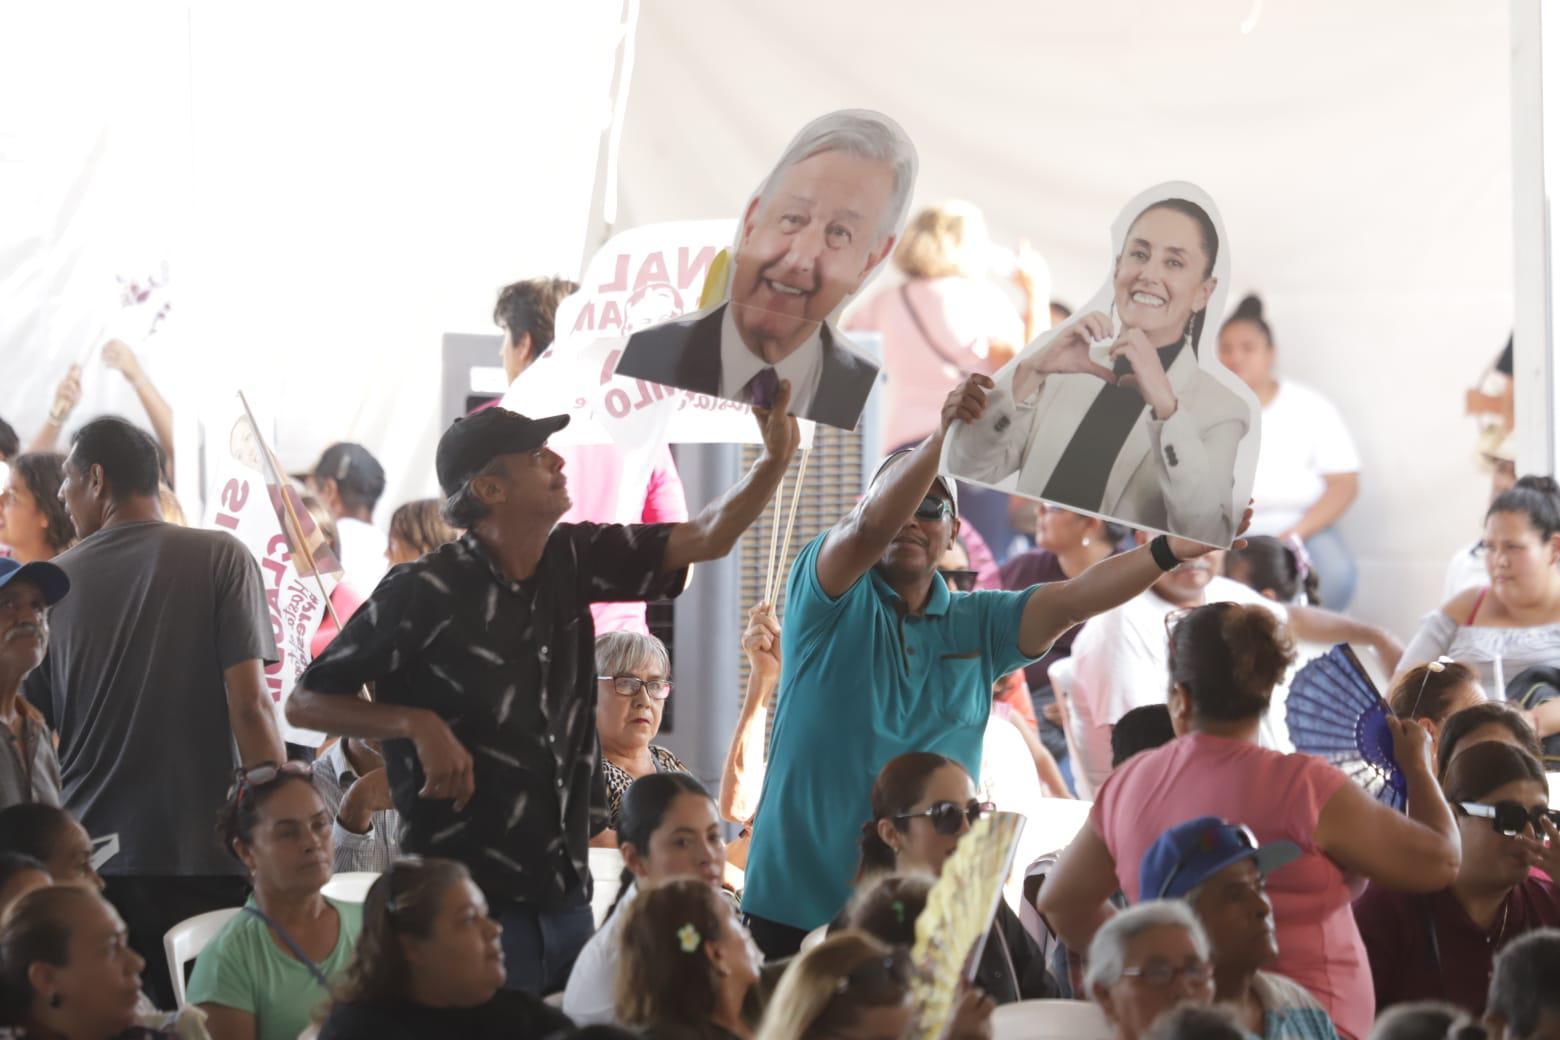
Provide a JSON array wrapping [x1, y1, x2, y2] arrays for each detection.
[[25, 417, 283, 1007]]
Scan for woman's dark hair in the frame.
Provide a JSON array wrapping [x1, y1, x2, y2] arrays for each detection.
[[1489, 931, 1560, 1040], [1436, 703, 1542, 780], [615, 877, 728, 1030], [1371, 1001, 1489, 1040], [0, 854, 47, 894], [844, 871, 933, 948], [1389, 661, 1480, 723], [0, 805, 74, 866], [9, 454, 74, 553], [1442, 740, 1546, 806], [389, 499, 458, 554], [1225, 535, 1318, 605], [215, 766, 319, 864], [0, 418, 17, 462], [0, 886, 100, 1027], [1127, 199, 1220, 354], [1167, 603, 1294, 722], [608, 772, 715, 920], [493, 277, 580, 362], [856, 752, 963, 882], [332, 856, 470, 1008], [1111, 705, 1176, 768], [1219, 293, 1273, 344], [1144, 1003, 1248, 1040], [68, 417, 161, 499], [1487, 475, 1560, 541]]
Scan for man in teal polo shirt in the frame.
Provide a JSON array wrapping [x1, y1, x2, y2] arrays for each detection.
[[740, 373, 1247, 958]]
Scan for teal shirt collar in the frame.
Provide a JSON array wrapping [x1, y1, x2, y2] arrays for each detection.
[[869, 567, 953, 618]]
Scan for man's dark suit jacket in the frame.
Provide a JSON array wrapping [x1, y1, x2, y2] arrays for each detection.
[[615, 303, 879, 430]]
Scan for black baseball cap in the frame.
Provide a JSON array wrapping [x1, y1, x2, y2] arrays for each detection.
[[436, 408, 570, 496], [313, 443, 387, 502], [869, 448, 959, 518]]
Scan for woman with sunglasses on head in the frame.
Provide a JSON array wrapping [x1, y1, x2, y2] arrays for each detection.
[[564, 773, 726, 1027], [316, 857, 572, 1039], [593, 631, 690, 848], [616, 876, 761, 1040], [753, 931, 915, 1040], [1039, 603, 1461, 1040], [854, 751, 1051, 1003], [189, 762, 363, 1040], [1355, 741, 1560, 1015]]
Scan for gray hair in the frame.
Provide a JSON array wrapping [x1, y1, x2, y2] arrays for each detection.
[[1083, 901, 1209, 995], [441, 457, 505, 529], [758, 109, 917, 243], [594, 630, 671, 679]]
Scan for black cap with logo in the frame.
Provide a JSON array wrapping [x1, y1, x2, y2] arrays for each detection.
[[436, 408, 570, 496]]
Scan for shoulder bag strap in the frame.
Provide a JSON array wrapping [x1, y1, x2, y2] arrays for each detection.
[[243, 905, 333, 989], [899, 284, 970, 370]]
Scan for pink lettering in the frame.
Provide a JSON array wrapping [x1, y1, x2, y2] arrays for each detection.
[[678, 246, 716, 289], [633, 253, 670, 291], [598, 254, 630, 293]]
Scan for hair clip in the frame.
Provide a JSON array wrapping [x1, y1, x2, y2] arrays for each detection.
[[1281, 533, 1312, 583], [677, 923, 702, 954], [1407, 657, 1458, 718], [891, 900, 906, 925]]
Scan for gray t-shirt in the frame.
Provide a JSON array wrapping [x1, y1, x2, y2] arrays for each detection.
[[24, 520, 276, 876]]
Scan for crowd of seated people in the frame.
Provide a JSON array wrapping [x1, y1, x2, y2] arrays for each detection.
[[7, 270, 1560, 1040]]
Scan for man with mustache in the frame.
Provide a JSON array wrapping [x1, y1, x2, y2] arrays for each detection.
[[615, 110, 913, 431], [1063, 534, 1401, 798], [739, 373, 1250, 959], [0, 557, 68, 808]]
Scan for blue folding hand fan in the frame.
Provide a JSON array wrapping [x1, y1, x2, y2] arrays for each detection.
[[1285, 644, 1408, 811]]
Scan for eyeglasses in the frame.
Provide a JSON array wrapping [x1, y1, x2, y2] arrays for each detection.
[[597, 675, 673, 700], [1120, 959, 1215, 987], [914, 496, 953, 523], [1153, 822, 1260, 899], [1457, 801, 1560, 837], [893, 799, 995, 836], [227, 760, 312, 802], [938, 568, 978, 592]]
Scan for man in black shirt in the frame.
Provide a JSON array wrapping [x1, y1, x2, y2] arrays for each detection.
[[288, 389, 799, 994]]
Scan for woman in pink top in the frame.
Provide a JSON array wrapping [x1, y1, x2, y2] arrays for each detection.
[[845, 201, 1043, 453], [1037, 602, 1461, 1040]]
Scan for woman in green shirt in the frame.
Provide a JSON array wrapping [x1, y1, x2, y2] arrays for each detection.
[[188, 762, 362, 1040]]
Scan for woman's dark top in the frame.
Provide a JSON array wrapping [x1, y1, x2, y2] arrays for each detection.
[[638, 1023, 744, 1040], [317, 990, 574, 1040]]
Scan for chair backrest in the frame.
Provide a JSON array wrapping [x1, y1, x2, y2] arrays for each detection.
[[163, 907, 242, 1007], [1024, 798, 1093, 859], [321, 871, 380, 904], [1549, 771, 1560, 805], [589, 846, 625, 928], [992, 999, 1112, 1040]]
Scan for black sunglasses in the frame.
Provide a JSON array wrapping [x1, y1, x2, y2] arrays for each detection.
[[1457, 800, 1560, 837], [938, 568, 978, 592], [914, 495, 953, 523], [894, 799, 995, 836]]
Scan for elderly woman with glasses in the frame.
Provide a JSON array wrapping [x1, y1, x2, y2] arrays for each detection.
[[1086, 901, 1215, 1040], [595, 631, 691, 846], [190, 761, 363, 1040]]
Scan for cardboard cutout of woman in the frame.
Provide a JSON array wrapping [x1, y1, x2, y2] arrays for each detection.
[[615, 109, 918, 432], [944, 183, 1259, 546]]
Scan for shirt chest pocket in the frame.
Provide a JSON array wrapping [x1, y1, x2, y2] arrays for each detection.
[[936, 651, 988, 727]]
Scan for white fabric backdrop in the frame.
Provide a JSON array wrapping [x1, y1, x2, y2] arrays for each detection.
[[612, 0, 1514, 636], [0, 3, 627, 523]]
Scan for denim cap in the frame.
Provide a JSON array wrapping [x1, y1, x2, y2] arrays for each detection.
[[1139, 815, 1301, 901]]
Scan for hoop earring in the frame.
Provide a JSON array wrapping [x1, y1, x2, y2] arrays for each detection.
[[1081, 537, 1091, 548], [1183, 315, 1196, 354]]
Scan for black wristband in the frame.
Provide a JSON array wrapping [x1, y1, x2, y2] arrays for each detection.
[[1149, 534, 1181, 572]]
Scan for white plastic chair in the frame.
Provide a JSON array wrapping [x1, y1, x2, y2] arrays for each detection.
[[589, 846, 625, 927], [992, 999, 1112, 1040], [1024, 797, 1093, 858], [321, 871, 380, 903], [164, 907, 242, 1007], [1548, 772, 1560, 805], [799, 923, 829, 953]]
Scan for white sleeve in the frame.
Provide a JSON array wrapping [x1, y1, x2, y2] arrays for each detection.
[[562, 926, 620, 1026], [1304, 388, 1360, 474]]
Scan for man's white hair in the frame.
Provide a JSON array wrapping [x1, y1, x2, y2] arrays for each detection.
[[1083, 901, 1210, 995], [757, 109, 918, 243]]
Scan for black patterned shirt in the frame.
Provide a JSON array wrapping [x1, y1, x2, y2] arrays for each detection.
[[299, 525, 686, 910]]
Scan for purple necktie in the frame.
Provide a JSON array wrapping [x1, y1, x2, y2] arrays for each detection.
[[742, 366, 780, 409]]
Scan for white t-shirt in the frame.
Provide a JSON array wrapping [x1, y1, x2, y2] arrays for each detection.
[[1250, 380, 1360, 536], [1067, 576, 1289, 798], [1443, 540, 1487, 601], [563, 881, 636, 1026], [336, 517, 388, 594]]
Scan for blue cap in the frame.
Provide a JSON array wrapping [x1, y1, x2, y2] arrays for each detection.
[[0, 557, 70, 606], [1138, 816, 1301, 902]]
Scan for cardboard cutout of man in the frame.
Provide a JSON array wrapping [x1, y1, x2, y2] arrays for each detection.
[[615, 109, 918, 431], [943, 183, 1259, 547]]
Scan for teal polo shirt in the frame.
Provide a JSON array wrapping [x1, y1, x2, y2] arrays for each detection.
[[741, 532, 1040, 932]]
